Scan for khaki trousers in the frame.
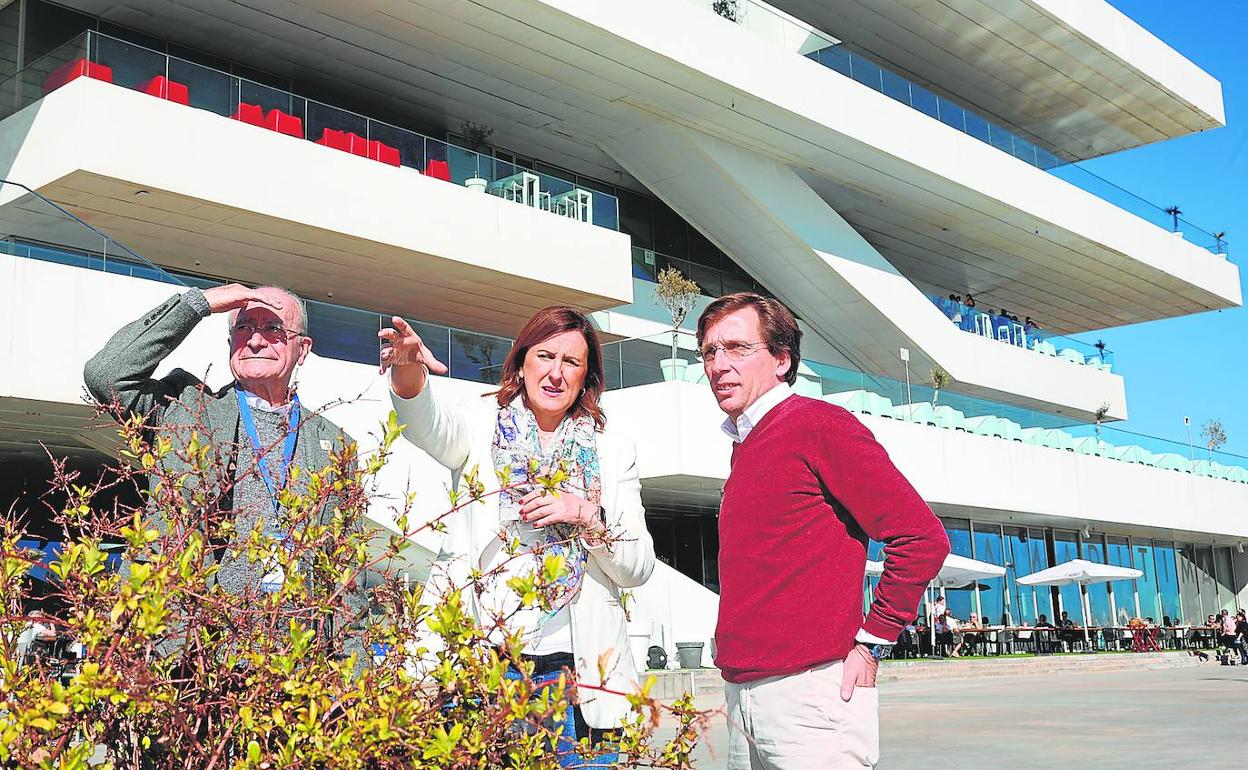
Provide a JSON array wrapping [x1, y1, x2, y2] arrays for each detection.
[[725, 659, 879, 769]]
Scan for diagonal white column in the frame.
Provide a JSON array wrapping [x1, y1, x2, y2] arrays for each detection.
[[603, 118, 1125, 421]]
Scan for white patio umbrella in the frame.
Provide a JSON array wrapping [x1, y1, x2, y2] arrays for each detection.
[[866, 554, 1005, 653], [1016, 559, 1142, 649]]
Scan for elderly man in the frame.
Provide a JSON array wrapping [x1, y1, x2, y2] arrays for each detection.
[[84, 283, 355, 599], [696, 292, 949, 769]]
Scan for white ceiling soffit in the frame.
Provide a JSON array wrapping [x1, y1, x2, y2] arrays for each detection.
[[766, 0, 1225, 161], [48, 0, 1234, 333]]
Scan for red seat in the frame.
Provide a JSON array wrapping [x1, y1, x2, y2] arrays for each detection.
[[344, 132, 369, 157], [315, 127, 347, 150], [317, 128, 369, 157], [139, 75, 189, 105], [369, 140, 400, 166], [42, 58, 113, 94], [264, 108, 303, 138], [425, 159, 451, 181], [231, 102, 264, 126]]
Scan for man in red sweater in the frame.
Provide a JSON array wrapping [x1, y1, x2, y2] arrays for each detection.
[[696, 293, 949, 769]]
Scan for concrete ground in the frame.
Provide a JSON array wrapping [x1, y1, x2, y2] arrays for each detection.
[[653, 662, 1247, 768]]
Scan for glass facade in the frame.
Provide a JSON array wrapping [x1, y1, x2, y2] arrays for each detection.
[[1177, 545, 1204, 623], [941, 518, 974, 621], [1215, 547, 1237, 614], [971, 523, 1005, 625], [647, 512, 719, 592], [1003, 527, 1050, 624], [1080, 534, 1111, 626], [1133, 541, 1160, 622], [661, 510, 1202, 638], [1195, 546, 1219, 620], [1052, 530, 1082, 624], [1154, 542, 1181, 624], [1105, 536, 1136, 624]]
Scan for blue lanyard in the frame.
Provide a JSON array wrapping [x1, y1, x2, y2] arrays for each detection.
[[235, 385, 300, 516]]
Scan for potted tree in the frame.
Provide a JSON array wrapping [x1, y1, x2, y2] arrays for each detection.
[[1093, 402, 1111, 445], [654, 267, 701, 382], [1164, 205, 1183, 235], [712, 0, 741, 22], [460, 120, 493, 192], [930, 366, 951, 405], [1202, 418, 1228, 460], [1093, 339, 1108, 368]]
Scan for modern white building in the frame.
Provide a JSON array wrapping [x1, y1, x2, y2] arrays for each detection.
[[0, 0, 1244, 665]]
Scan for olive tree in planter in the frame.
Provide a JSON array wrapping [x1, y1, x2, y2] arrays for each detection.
[[1093, 401, 1111, 439], [1202, 418, 1229, 460], [929, 367, 951, 406], [460, 120, 494, 192], [654, 267, 701, 382], [712, 0, 741, 23], [1164, 205, 1183, 233]]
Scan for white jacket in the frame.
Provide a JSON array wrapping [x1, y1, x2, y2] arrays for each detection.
[[392, 379, 656, 729]]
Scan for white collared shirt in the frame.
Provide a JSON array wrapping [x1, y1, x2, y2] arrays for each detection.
[[720, 383, 794, 443], [242, 389, 293, 416], [718, 380, 893, 647]]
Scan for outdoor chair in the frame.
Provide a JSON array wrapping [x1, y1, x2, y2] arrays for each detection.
[[1035, 629, 1060, 654], [893, 629, 920, 659], [42, 58, 113, 95], [231, 101, 265, 127], [139, 75, 189, 105], [996, 630, 1015, 655], [1015, 629, 1034, 653], [1101, 628, 1120, 651]]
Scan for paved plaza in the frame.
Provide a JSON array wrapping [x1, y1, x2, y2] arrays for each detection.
[[656, 663, 1248, 768]]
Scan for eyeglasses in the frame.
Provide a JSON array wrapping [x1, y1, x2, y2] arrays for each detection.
[[696, 341, 767, 362], [230, 321, 303, 341]]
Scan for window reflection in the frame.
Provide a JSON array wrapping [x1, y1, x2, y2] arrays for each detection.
[[1053, 530, 1082, 623], [1153, 543, 1181, 624], [1195, 546, 1219, 621], [972, 523, 1005, 625], [941, 518, 974, 621], [1214, 547, 1236, 613], [1080, 533, 1111, 626], [1177, 545, 1203, 624], [1106, 536, 1135, 624]]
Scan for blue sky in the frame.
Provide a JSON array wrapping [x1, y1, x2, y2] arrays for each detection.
[[1075, 1, 1248, 455]]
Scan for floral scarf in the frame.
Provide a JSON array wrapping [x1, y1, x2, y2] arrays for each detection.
[[492, 398, 601, 618]]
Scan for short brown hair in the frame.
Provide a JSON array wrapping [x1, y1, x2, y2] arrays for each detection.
[[696, 293, 801, 386], [493, 306, 607, 430]]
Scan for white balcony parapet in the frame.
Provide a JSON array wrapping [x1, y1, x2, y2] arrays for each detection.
[[0, 76, 632, 337]]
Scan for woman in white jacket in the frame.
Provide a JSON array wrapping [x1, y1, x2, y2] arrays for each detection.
[[380, 306, 656, 762]]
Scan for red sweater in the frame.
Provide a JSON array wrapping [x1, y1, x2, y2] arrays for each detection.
[[715, 395, 949, 683]]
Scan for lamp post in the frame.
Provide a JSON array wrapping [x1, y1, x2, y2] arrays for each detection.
[[900, 347, 912, 418], [1185, 416, 1194, 462]]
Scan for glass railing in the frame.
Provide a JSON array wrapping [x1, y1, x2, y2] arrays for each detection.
[[7, 31, 618, 231], [598, 329, 1248, 476], [929, 295, 1114, 369], [630, 246, 768, 298], [689, 0, 1227, 256], [0, 236, 515, 387], [6, 201, 1244, 480]]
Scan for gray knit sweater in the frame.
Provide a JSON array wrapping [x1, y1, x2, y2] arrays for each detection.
[[84, 289, 367, 645]]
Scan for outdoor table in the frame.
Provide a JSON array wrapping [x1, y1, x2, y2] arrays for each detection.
[[1163, 625, 1190, 649], [1187, 628, 1217, 649], [960, 627, 996, 655], [1127, 626, 1161, 652], [1003, 627, 1059, 654]]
